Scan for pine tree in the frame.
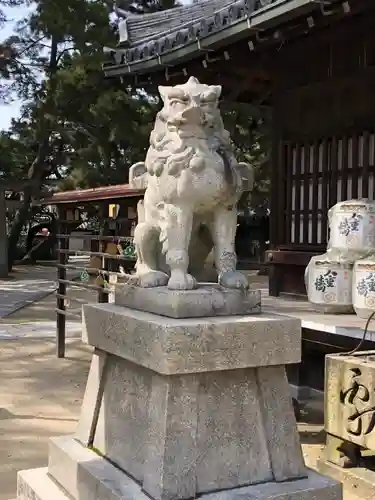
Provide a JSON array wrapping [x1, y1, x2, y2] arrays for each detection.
[[0, 0, 177, 268], [0, 0, 117, 268]]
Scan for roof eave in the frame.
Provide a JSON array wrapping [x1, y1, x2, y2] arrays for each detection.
[[103, 0, 321, 78], [37, 185, 145, 205]]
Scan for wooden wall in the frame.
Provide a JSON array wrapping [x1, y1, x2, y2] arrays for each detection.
[[269, 7, 375, 295]]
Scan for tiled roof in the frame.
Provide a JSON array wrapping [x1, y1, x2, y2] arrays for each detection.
[[104, 0, 287, 71]]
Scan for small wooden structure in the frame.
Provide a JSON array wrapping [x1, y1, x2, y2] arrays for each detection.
[[0, 179, 58, 277], [104, 0, 375, 297], [37, 184, 144, 357]]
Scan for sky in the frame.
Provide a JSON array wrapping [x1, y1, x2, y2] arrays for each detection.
[[0, 5, 30, 131]]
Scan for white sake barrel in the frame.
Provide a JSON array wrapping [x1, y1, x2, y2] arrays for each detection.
[[353, 257, 375, 319], [305, 255, 353, 313], [328, 200, 375, 254]]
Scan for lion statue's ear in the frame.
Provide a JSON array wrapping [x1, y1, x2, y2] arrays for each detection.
[[158, 86, 170, 102], [210, 85, 222, 99]]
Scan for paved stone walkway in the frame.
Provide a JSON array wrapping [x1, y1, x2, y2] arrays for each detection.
[[0, 279, 56, 318], [0, 321, 81, 339], [0, 265, 58, 318], [0, 263, 83, 320]]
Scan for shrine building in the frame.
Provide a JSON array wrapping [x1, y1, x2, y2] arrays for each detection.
[[103, 0, 375, 298]]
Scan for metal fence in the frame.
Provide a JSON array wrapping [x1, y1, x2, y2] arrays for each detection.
[[56, 230, 136, 358]]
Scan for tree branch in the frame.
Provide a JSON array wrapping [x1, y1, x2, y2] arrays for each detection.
[[55, 46, 75, 66], [17, 35, 47, 57]]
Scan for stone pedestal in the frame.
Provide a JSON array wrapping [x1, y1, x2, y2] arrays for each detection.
[[17, 289, 342, 500], [318, 352, 375, 499]]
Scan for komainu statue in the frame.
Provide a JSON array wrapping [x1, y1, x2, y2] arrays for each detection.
[[129, 76, 254, 290]]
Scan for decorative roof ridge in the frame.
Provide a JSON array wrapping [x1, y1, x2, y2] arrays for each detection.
[[118, 0, 219, 23], [118, 0, 236, 47]]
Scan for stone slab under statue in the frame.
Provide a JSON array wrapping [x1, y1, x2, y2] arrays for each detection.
[[16, 77, 341, 500], [115, 280, 261, 318]]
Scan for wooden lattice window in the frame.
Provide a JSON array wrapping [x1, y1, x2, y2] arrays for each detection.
[[279, 131, 375, 247]]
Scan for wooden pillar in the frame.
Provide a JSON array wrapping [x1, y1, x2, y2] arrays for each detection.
[[269, 107, 282, 296], [0, 189, 8, 278], [56, 206, 68, 358], [98, 202, 110, 304]]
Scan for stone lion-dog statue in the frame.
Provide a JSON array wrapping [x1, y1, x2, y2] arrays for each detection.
[[129, 76, 254, 290]]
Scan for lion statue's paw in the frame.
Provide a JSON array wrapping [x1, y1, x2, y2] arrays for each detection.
[[218, 271, 249, 290], [168, 271, 197, 290], [139, 271, 169, 288]]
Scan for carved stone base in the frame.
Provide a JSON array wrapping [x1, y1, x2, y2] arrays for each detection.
[[79, 304, 309, 500], [17, 439, 342, 500], [115, 282, 261, 318], [17, 303, 342, 500], [78, 305, 305, 499]]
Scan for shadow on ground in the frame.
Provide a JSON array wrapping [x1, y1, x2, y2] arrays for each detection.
[[2, 287, 97, 324]]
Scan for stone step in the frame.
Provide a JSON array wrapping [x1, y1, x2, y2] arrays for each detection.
[[17, 445, 342, 500], [47, 435, 147, 500], [17, 468, 69, 500]]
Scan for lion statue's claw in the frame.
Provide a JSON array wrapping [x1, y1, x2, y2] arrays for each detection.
[[218, 271, 249, 290], [168, 272, 197, 290], [139, 271, 169, 288]]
